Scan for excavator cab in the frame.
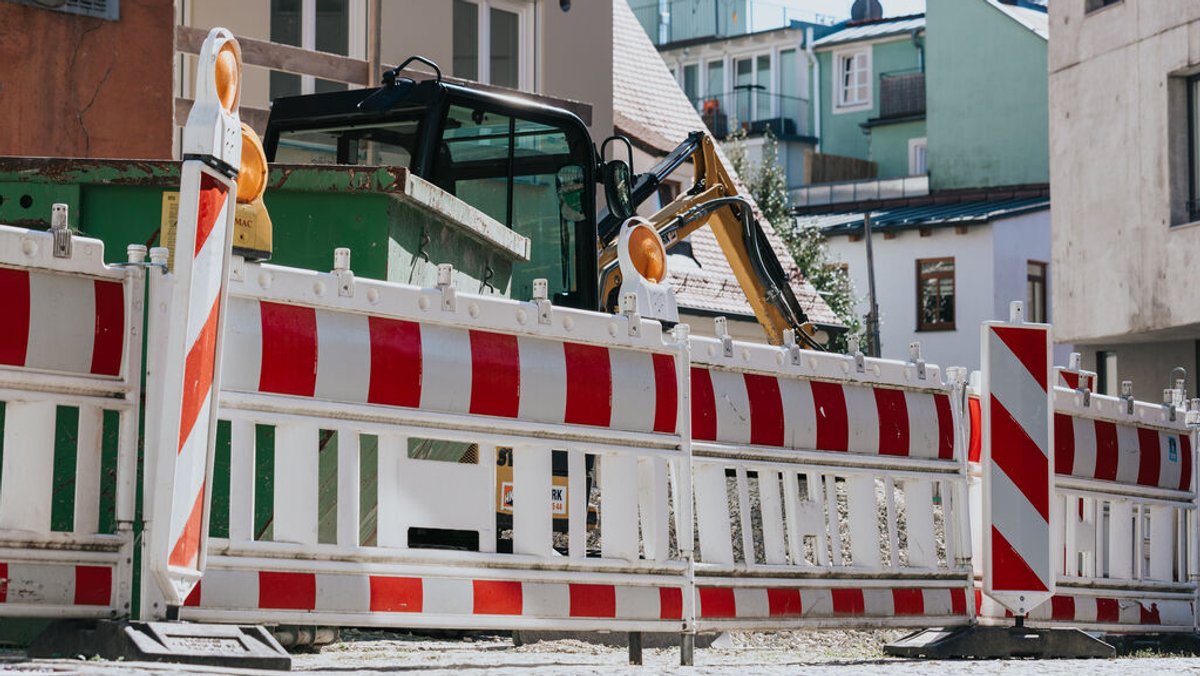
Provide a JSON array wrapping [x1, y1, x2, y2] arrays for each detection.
[[264, 60, 601, 311]]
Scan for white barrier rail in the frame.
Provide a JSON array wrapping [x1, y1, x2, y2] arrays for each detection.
[[970, 366, 1198, 632], [685, 335, 974, 630], [0, 224, 144, 619], [165, 256, 695, 632]]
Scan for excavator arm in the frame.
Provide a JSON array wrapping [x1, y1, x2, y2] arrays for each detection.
[[597, 133, 825, 349]]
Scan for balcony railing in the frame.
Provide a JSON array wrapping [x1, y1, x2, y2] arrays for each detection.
[[689, 90, 810, 141], [790, 175, 930, 208], [878, 69, 926, 120]]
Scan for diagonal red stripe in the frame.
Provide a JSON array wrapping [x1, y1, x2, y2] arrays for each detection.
[[744, 373, 784, 446], [259, 302, 318, 396], [168, 482, 205, 569], [990, 395, 1049, 520], [0, 268, 30, 366], [935, 393, 955, 460], [811, 381, 848, 452], [991, 526, 1049, 593], [367, 316, 422, 407], [651, 353, 677, 433], [874, 388, 909, 456], [178, 298, 220, 453], [1094, 420, 1118, 481], [194, 174, 229, 256], [90, 280, 125, 376], [468, 331, 520, 418], [1054, 413, 1075, 476], [1136, 427, 1162, 488], [690, 367, 717, 441], [992, 326, 1048, 391], [563, 343, 611, 426]]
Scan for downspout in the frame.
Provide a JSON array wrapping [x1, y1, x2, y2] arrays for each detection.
[[911, 28, 925, 72], [805, 27, 820, 152]]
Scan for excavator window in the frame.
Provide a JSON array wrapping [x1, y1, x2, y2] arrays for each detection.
[[273, 109, 424, 167], [433, 104, 583, 302]]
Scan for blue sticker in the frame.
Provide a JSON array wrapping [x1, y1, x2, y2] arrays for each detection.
[[1169, 437, 1179, 463]]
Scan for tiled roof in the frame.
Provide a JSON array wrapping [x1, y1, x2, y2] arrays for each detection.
[[811, 14, 925, 49], [803, 197, 1050, 237], [612, 0, 841, 328]]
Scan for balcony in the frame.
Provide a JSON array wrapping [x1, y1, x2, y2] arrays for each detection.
[[877, 69, 926, 121], [790, 175, 930, 208], [689, 90, 811, 141]]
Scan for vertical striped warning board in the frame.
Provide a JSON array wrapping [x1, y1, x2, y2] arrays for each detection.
[[145, 28, 242, 609], [981, 313, 1054, 617]]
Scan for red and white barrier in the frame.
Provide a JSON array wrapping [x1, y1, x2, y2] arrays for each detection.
[[686, 332, 974, 632], [0, 223, 144, 619]]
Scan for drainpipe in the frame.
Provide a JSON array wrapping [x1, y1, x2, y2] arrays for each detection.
[[805, 27, 821, 152], [911, 28, 924, 72]]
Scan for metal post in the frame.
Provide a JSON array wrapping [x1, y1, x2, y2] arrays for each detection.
[[863, 212, 881, 357], [628, 632, 643, 665], [680, 633, 695, 667]]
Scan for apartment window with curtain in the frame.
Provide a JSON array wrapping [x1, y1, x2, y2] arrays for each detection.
[[1027, 261, 1047, 323], [453, 0, 532, 90], [270, 0, 358, 100], [917, 257, 955, 331], [835, 48, 871, 111]]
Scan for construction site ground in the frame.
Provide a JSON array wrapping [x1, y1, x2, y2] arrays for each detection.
[[3, 629, 1200, 674]]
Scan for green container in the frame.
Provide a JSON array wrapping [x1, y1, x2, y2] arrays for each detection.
[[0, 159, 529, 293]]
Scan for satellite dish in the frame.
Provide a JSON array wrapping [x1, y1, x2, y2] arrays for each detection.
[[851, 0, 883, 21]]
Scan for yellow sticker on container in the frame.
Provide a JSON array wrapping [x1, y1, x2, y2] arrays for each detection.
[[160, 191, 179, 272]]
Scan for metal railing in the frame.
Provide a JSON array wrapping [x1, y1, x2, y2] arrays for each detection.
[[879, 70, 926, 120], [689, 91, 810, 140], [790, 175, 930, 207]]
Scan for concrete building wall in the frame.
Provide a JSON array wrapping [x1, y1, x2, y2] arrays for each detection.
[[825, 224, 995, 371], [543, 0, 613, 141], [1049, 0, 1200, 400], [817, 37, 921, 170], [1079, 341, 1198, 401], [926, 0, 1048, 191], [0, 0, 175, 159]]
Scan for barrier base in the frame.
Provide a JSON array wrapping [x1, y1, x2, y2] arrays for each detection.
[[1103, 632, 1200, 656], [884, 625, 1115, 659], [28, 619, 292, 670]]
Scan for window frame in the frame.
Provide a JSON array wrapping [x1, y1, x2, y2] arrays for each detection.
[[908, 136, 928, 176], [454, 0, 535, 90], [1084, 0, 1122, 15], [916, 256, 956, 332], [1026, 260, 1048, 324], [833, 47, 872, 113], [1187, 73, 1200, 224]]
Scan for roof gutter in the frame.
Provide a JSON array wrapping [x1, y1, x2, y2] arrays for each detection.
[[805, 27, 821, 152]]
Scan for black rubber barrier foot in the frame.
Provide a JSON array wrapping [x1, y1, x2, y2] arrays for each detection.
[[28, 619, 292, 670], [884, 625, 1115, 659], [1103, 632, 1200, 656]]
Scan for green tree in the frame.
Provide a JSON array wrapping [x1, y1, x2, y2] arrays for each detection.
[[725, 127, 861, 351]]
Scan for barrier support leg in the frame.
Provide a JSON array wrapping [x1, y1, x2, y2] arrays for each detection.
[[628, 632, 642, 665], [680, 633, 694, 666], [886, 618, 1115, 659]]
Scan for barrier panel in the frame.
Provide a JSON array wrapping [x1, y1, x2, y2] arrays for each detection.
[[170, 256, 694, 632], [970, 363, 1198, 633], [685, 332, 974, 631], [0, 223, 144, 619]]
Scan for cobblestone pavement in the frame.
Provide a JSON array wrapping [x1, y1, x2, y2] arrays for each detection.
[[4, 630, 1200, 674]]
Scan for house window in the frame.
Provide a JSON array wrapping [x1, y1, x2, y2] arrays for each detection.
[[835, 48, 871, 111], [908, 137, 928, 176], [1027, 261, 1047, 323], [270, 0, 362, 99], [916, 257, 955, 331], [16, 0, 118, 20], [1186, 74, 1200, 223], [453, 0, 533, 89], [1096, 351, 1118, 396], [1085, 0, 1121, 13], [682, 63, 699, 107]]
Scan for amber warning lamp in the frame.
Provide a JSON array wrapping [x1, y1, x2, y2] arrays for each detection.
[[617, 217, 677, 323], [233, 123, 274, 261]]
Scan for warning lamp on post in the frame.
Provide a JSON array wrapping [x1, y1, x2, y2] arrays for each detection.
[[183, 28, 243, 175], [617, 217, 678, 324]]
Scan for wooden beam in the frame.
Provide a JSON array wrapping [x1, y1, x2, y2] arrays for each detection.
[[176, 25, 370, 85]]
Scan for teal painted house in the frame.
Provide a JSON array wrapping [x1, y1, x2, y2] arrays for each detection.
[[812, 15, 927, 181]]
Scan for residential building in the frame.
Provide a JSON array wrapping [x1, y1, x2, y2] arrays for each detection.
[[614, 0, 841, 342], [801, 0, 1063, 371], [1049, 1, 1200, 400]]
